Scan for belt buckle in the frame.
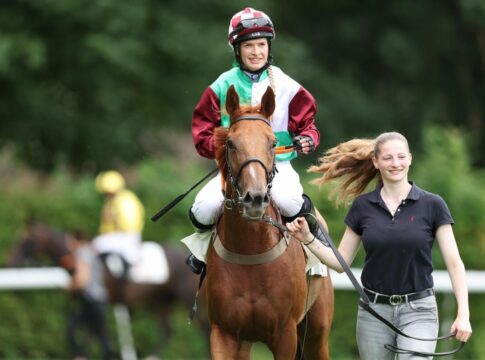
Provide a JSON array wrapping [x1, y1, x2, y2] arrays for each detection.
[[389, 294, 402, 305]]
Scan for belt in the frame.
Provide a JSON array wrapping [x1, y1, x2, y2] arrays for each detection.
[[364, 288, 434, 306]]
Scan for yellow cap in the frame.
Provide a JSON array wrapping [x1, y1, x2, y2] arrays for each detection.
[[95, 170, 126, 194]]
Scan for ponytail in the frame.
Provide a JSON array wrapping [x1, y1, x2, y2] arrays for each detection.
[[309, 132, 408, 205], [309, 138, 378, 205]]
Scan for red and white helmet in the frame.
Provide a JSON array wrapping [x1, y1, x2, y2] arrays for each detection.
[[228, 7, 275, 47]]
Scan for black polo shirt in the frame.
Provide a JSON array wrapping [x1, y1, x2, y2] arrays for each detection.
[[344, 182, 454, 295]]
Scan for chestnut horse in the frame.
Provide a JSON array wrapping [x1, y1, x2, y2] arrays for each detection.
[[7, 221, 209, 353], [205, 85, 334, 359]]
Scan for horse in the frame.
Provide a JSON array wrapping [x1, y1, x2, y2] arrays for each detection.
[[205, 85, 334, 359], [7, 221, 209, 355]]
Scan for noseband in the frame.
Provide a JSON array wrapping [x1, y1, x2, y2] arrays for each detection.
[[224, 115, 277, 212]]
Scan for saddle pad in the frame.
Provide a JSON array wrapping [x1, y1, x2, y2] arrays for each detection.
[[181, 231, 213, 262], [304, 246, 328, 277], [129, 242, 170, 284]]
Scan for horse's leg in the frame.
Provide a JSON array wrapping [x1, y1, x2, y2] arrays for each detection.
[[210, 325, 240, 360], [236, 341, 252, 360], [298, 275, 334, 360], [268, 323, 299, 360]]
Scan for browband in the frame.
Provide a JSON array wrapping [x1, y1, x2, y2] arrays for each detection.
[[231, 115, 271, 127]]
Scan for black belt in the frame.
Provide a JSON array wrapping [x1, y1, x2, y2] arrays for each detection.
[[364, 288, 434, 306]]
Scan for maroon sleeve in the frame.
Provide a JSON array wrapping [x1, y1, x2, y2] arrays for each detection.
[[287, 87, 320, 148], [192, 87, 221, 159]]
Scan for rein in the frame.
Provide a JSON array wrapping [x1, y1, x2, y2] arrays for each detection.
[[264, 215, 465, 357]]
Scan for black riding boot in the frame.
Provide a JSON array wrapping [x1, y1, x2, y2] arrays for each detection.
[[186, 255, 205, 275], [284, 194, 329, 247], [186, 208, 213, 274]]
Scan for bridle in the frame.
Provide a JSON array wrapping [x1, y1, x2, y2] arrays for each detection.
[[211, 113, 297, 267], [223, 114, 277, 214]]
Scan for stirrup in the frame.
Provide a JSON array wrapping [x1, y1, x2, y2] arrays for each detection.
[[186, 254, 206, 275]]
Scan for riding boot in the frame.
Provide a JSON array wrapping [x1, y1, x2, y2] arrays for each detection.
[[186, 254, 205, 275], [186, 207, 213, 275], [284, 194, 330, 247]]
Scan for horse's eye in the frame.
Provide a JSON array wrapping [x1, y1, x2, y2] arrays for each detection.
[[226, 139, 236, 150], [269, 140, 277, 151]]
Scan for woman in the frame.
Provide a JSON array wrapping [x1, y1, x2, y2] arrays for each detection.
[[286, 132, 472, 359], [66, 231, 117, 360], [186, 7, 323, 274]]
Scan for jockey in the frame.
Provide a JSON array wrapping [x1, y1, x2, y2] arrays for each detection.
[[93, 170, 145, 277], [187, 7, 324, 274]]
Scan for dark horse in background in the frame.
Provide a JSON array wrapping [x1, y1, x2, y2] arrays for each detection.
[[205, 85, 334, 359], [7, 221, 209, 355]]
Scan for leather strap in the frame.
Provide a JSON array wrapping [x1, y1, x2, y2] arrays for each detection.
[[212, 233, 290, 265], [365, 288, 434, 305]]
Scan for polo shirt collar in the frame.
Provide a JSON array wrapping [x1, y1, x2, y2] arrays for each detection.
[[368, 181, 422, 204]]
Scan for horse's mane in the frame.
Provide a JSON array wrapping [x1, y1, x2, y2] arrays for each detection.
[[214, 127, 229, 181], [215, 104, 268, 182]]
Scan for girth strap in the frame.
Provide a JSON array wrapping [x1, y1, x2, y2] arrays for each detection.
[[212, 233, 290, 265]]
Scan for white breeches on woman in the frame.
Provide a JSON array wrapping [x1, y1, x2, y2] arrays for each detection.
[[93, 231, 142, 264], [191, 160, 304, 226]]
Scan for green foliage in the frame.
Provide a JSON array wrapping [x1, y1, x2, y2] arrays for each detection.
[[1, 1, 485, 170], [413, 126, 485, 268]]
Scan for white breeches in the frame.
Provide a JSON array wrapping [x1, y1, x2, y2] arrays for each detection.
[[93, 231, 142, 264], [191, 161, 304, 226]]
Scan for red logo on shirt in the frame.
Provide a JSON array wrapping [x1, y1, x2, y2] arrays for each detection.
[[410, 216, 416, 222]]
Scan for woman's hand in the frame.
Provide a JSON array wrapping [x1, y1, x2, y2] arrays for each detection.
[[451, 315, 472, 342], [285, 217, 313, 244]]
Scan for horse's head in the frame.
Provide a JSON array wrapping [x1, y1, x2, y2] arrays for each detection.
[[216, 85, 277, 220], [7, 223, 74, 272]]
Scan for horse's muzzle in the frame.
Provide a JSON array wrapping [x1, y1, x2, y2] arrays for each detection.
[[241, 190, 270, 219]]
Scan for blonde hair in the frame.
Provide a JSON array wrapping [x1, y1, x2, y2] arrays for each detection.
[[309, 132, 409, 205]]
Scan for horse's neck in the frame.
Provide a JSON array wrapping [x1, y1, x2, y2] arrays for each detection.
[[45, 231, 68, 261], [220, 205, 280, 254]]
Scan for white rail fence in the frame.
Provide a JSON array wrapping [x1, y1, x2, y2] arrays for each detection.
[[1, 267, 485, 292], [1, 267, 483, 360]]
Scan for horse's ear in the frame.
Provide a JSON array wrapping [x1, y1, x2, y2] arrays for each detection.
[[260, 86, 275, 118], [226, 85, 240, 118]]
